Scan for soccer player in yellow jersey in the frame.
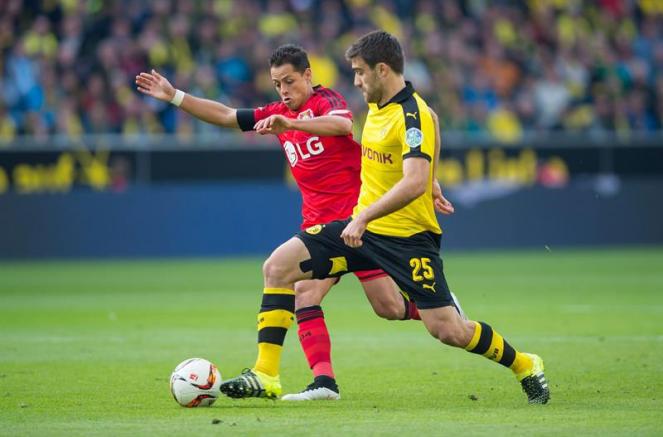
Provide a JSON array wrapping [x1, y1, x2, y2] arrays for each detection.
[[221, 31, 549, 404]]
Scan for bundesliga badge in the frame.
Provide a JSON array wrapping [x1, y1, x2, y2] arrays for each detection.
[[305, 224, 324, 235], [405, 127, 423, 148]]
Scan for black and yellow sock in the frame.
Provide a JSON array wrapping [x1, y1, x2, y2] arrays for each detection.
[[465, 321, 533, 377], [254, 287, 295, 377]]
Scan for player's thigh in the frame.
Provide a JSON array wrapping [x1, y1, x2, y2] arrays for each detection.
[[264, 236, 314, 283], [297, 220, 377, 280], [361, 231, 454, 310], [294, 278, 337, 309], [360, 275, 404, 318]]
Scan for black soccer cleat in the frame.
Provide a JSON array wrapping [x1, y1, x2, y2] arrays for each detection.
[[219, 368, 281, 399], [518, 353, 550, 404]]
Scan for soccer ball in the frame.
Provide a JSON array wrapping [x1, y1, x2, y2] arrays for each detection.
[[170, 358, 222, 407]]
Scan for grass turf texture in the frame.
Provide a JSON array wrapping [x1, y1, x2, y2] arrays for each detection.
[[1, 247, 662, 436]]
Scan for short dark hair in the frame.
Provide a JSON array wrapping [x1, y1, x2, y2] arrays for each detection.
[[345, 30, 404, 74], [269, 44, 310, 73]]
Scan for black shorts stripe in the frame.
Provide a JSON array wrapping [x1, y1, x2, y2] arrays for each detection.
[[260, 294, 295, 312], [236, 108, 256, 131], [258, 327, 288, 345], [299, 259, 313, 273], [499, 342, 517, 367], [470, 322, 494, 355]]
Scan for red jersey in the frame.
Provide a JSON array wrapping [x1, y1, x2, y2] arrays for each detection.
[[237, 86, 361, 229]]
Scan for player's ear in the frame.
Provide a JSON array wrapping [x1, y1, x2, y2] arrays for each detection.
[[303, 68, 312, 82], [376, 62, 389, 78]]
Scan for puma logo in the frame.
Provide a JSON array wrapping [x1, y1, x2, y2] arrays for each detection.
[[406, 112, 418, 119], [422, 282, 436, 292]]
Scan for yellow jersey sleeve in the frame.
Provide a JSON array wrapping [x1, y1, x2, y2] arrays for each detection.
[[401, 93, 434, 163]]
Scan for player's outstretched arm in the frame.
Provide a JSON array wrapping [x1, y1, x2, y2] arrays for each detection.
[[254, 114, 352, 136], [428, 107, 454, 215], [135, 69, 239, 129]]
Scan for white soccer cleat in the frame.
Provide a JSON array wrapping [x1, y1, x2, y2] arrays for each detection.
[[282, 386, 340, 401], [281, 376, 340, 401]]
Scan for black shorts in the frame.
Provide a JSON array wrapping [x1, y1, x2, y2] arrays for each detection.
[[296, 219, 454, 309]]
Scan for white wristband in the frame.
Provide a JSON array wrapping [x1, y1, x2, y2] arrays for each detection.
[[170, 89, 185, 107]]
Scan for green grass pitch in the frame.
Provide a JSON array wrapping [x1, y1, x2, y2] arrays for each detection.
[[1, 247, 662, 436]]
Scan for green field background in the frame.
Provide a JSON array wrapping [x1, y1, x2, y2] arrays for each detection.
[[1, 248, 662, 436]]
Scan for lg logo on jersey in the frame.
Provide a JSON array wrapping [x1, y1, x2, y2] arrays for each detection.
[[283, 137, 325, 167]]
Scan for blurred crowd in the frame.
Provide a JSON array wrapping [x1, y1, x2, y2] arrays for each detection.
[[1, 0, 663, 143]]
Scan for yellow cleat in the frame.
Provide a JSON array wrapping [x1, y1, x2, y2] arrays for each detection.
[[516, 353, 550, 404]]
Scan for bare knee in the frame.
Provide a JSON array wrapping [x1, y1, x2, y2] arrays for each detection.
[[372, 300, 403, 320], [425, 319, 473, 348], [435, 323, 464, 346], [263, 255, 294, 286], [262, 237, 310, 287]]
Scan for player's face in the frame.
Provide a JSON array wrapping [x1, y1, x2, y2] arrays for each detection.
[[270, 64, 312, 110], [351, 57, 383, 104]]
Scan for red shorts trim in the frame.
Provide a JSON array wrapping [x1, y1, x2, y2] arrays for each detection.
[[354, 269, 388, 282]]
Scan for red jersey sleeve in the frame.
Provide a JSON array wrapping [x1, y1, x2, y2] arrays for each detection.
[[254, 102, 283, 121], [314, 88, 353, 120]]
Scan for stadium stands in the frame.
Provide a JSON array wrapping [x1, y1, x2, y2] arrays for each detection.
[[1, 0, 662, 143]]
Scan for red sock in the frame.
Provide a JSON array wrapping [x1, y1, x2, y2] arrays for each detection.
[[409, 300, 421, 320], [296, 306, 334, 379], [401, 294, 421, 320]]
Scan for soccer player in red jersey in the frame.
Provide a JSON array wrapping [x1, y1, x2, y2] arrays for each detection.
[[136, 44, 459, 400]]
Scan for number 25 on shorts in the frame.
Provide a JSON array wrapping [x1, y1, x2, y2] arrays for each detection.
[[409, 257, 434, 282]]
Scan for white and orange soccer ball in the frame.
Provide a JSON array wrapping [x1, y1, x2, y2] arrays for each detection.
[[170, 358, 222, 407]]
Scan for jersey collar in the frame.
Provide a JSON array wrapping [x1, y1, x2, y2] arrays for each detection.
[[377, 81, 415, 109]]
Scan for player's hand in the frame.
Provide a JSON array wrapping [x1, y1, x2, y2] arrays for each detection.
[[135, 69, 176, 102], [341, 218, 367, 248], [254, 115, 291, 135], [433, 179, 455, 215]]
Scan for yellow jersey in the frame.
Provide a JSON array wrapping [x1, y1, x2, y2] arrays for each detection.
[[353, 82, 441, 237]]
